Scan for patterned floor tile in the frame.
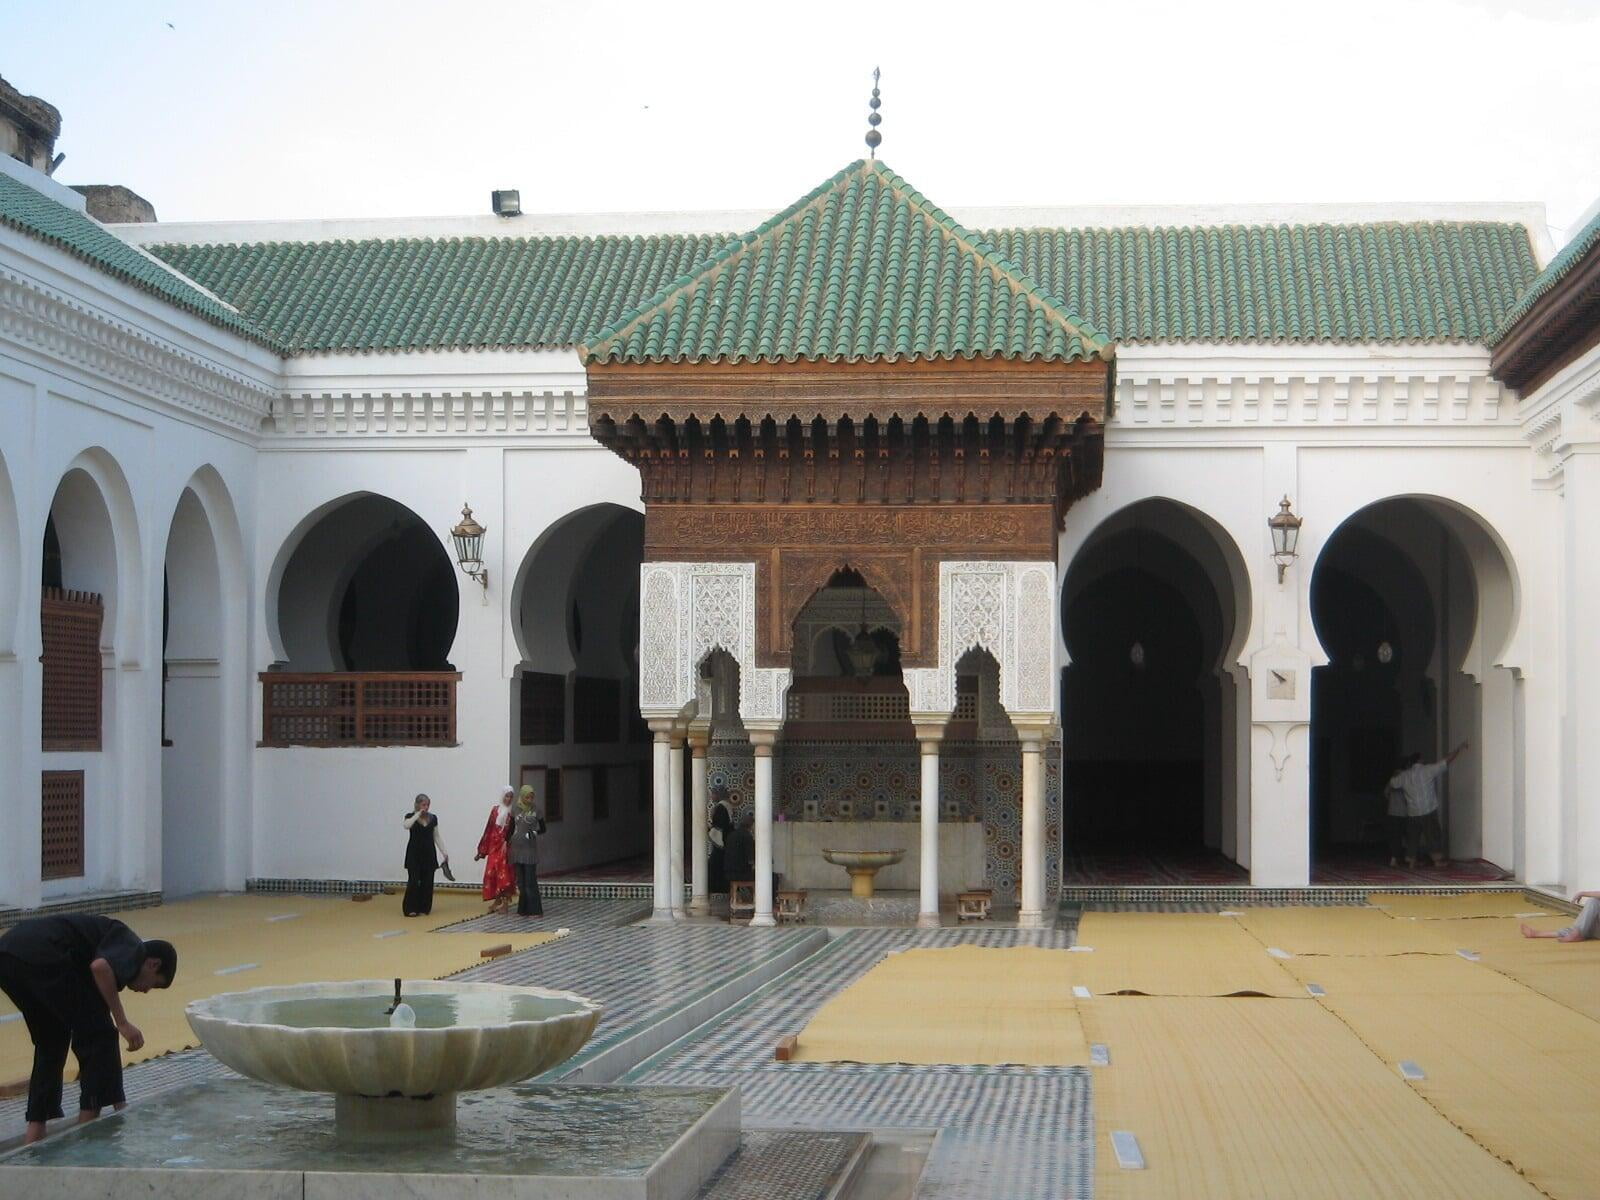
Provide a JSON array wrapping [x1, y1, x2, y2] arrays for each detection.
[[698, 1130, 866, 1199]]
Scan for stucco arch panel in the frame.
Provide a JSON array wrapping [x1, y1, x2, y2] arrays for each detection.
[[48, 447, 145, 662], [509, 502, 638, 671], [0, 447, 19, 657]]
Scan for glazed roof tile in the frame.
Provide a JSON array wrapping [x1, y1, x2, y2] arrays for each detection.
[[581, 159, 1112, 366], [1488, 207, 1600, 345], [141, 195, 1540, 359], [0, 171, 271, 346]]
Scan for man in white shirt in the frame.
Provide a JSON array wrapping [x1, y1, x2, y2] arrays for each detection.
[[1400, 742, 1469, 867]]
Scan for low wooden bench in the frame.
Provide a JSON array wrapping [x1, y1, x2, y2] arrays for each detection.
[[775, 890, 808, 923], [956, 889, 993, 922]]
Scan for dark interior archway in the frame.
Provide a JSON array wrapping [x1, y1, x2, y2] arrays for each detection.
[[1310, 499, 1483, 876], [1061, 500, 1243, 881]]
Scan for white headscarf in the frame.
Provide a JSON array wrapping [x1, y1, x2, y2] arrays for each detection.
[[497, 786, 514, 826]]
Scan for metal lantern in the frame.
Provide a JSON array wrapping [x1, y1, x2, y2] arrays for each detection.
[[1268, 496, 1303, 584], [846, 629, 880, 677], [450, 504, 488, 588]]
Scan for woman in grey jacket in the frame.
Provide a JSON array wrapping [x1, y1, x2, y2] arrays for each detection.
[[508, 785, 547, 917]]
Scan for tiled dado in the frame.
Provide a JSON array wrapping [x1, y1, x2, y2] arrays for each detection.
[[247, 877, 656, 900], [707, 738, 1063, 908], [0, 890, 162, 929], [1060, 882, 1539, 906]]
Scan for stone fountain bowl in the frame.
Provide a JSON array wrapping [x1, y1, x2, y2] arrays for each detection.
[[187, 980, 602, 1098], [821, 849, 906, 869]]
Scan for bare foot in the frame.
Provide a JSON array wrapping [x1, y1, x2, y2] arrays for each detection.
[[23, 1121, 45, 1145], [1521, 923, 1539, 938]]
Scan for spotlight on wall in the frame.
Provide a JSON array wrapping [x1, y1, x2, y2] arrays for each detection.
[[1268, 496, 1303, 584], [491, 190, 521, 217], [450, 504, 489, 589]]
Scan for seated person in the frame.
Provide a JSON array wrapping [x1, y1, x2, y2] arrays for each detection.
[[1522, 891, 1600, 942], [724, 815, 756, 891]]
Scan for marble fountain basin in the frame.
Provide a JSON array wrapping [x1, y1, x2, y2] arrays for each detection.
[[822, 848, 906, 898], [187, 979, 601, 1135]]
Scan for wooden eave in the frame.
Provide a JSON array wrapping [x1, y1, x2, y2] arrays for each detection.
[[584, 356, 1113, 428], [1491, 247, 1600, 395]]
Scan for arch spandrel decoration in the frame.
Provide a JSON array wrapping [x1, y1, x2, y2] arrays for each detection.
[[637, 561, 791, 723]]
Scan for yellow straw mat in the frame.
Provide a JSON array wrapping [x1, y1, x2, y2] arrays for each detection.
[[1316, 989, 1600, 1200], [1279, 952, 1526, 997], [1441, 914, 1600, 1022], [0, 892, 562, 1085], [1236, 906, 1453, 956], [1081, 996, 1542, 1200], [1367, 893, 1562, 920], [1073, 913, 1302, 997], [793, 945, 1088, 1066]]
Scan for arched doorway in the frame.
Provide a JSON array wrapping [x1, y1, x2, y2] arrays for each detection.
[[160, 487, 225, 897], [274, 494, 458, 672], [509, 504, 649, 877], [40, 465, 125, 891], [1060, 500, 1250, 883], [1310, 498, 1516, 880]]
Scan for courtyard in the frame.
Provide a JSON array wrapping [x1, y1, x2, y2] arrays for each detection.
[[3, 889, 1595, 1198]]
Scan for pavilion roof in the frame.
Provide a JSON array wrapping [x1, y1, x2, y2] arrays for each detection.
[[580, 159, 1114, 368]]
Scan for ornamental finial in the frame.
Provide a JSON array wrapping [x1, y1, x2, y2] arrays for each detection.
[[865, 67, 882, 158]]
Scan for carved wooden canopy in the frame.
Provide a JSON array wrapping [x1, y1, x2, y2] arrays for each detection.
[[588, 357, 1112, 668]]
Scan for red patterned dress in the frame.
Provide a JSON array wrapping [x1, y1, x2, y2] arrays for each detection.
[[476, 806, 515, 903]]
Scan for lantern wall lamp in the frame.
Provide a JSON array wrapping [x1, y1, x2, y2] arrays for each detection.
[[1268, 496, 1303, 584], [450, 503, 489, 589]]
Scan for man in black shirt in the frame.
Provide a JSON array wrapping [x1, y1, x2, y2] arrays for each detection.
[[0, 914, 177, 1144]]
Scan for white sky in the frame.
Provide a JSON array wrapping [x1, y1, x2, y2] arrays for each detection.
[[8, 0, 1600, 245]]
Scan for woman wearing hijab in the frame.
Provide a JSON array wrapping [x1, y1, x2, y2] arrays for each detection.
[[474, 787, 516, 915], [508, 785, 548, 917], [401, 793, 449, 917]]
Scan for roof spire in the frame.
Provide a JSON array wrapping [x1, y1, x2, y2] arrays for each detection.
[[864, 67, 882, 158]]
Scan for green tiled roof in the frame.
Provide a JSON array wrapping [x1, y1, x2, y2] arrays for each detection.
[[582, 159, 1112, 366], [153, 231, 729, 356], [0, 171, 270, 346], [144, 200, 1540, 359], [1488, 208, 1600, 345]]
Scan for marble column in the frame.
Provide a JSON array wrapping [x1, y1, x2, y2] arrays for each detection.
[[688, 727, 710, 915], [916, 724, 943, 927], [668, 729, 686, 916], [749, 727, 778, 927], [1018, 727, 1048, 927], [648, 721, 674, 920]]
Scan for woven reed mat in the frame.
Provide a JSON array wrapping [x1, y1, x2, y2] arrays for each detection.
[[0, 892, 562, 1083], [1435, 913, 1600, 1022], [1310, 980, 1600, 1200], [1236, 905, 1455, 956], [1367, 892, 1565, 920], [1080, 996, 1541, 1200], [1073, 913, 1301, 997], [792, 945, 1089, 1066]]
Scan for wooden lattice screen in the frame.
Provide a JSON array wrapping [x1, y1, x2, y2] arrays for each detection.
[[41, 588, 103, 751], [519, 671, 565, 745], [260, 672, 460, 746], [41, 770, 85, 880]]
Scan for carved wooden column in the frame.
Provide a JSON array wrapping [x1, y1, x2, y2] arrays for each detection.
[[669, 726, 687, 916], [648, 720, 675, 920], [916, 723, 944, 927], [688, 725, 710, 915], [748, 726, 779, 927]]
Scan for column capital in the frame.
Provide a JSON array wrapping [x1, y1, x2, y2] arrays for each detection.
[[687, 730, 710, 755], [1016, 722, 1057, 748], [914, 723, 945, 751], [648, 719, 676, 740], [747, 725, 779, 755]]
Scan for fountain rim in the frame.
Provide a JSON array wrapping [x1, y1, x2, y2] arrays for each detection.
[[186, 978, 603, 1036]]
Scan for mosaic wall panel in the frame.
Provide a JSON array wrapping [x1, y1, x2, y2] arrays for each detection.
[[706, 737, 1061, 905]]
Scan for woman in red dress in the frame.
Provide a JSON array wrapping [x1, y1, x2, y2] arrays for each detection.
[[475, 787, 516, 914]]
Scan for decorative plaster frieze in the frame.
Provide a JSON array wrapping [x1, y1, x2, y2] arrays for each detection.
[[1112, 371, 1509, 428], [270, 390, 590, 437], [637, 560, 790, 724], [0, 266, 275, 433]]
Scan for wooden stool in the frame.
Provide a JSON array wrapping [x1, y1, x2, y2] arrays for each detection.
[[775, 889, 808, 923], [729, 880, 755, 920], [957, 890, 993, 922]]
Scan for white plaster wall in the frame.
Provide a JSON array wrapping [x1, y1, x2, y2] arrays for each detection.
[[0, 225, 267, 909]]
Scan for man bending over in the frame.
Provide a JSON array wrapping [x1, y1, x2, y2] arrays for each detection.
[[0, 914, 177, 1144]]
